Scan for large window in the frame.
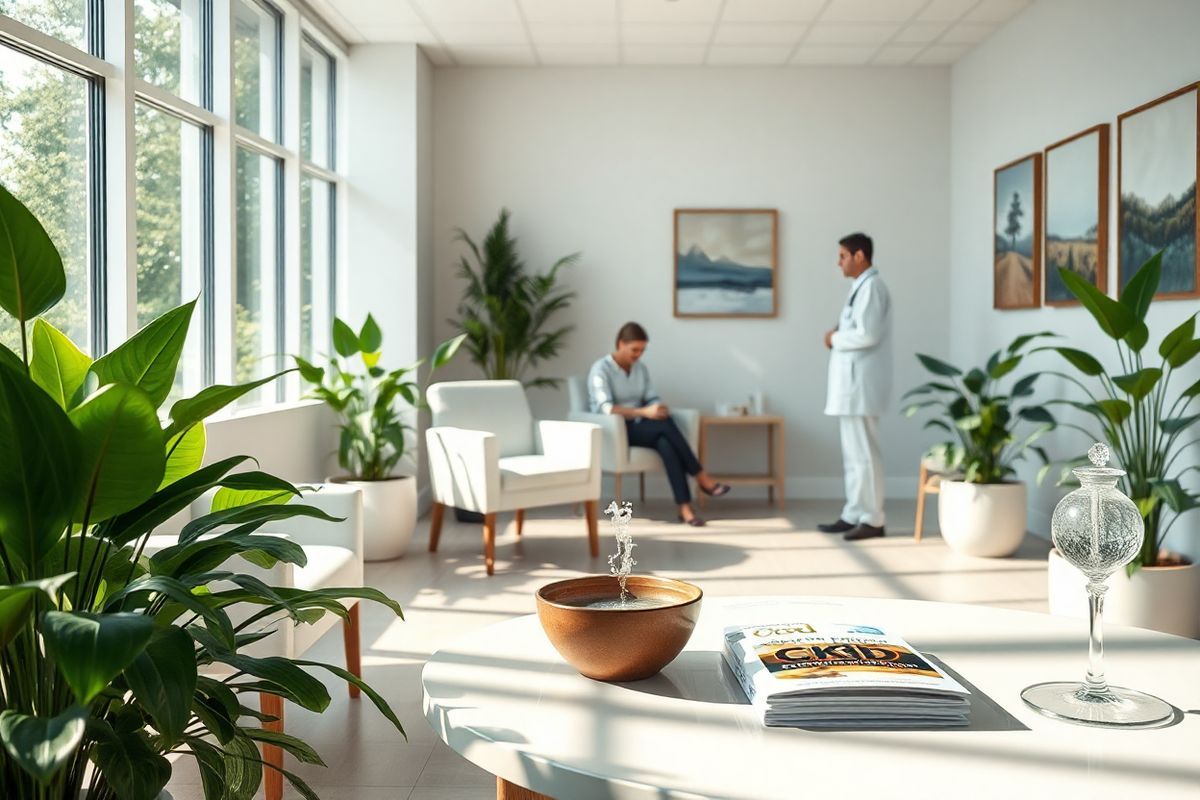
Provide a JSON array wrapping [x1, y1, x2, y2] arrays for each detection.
[[0, 0, 343, 410]]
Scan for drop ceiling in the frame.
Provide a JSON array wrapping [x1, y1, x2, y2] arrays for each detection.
[[308, 0, 1033, 67]]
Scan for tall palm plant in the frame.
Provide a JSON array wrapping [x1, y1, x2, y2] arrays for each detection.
[[449, 209, 578, 388]]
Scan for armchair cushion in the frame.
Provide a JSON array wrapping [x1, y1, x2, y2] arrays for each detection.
[[499, 455, 591, 493], [294, 544, 359, 592], [427, 380, 535, 458]]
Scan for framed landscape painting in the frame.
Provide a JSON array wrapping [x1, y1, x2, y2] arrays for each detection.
[[1118, 83, 1199, 299], [993, 153, 1042, 310], [674, 209, 778, 318], [1044, 124, 1109, 305]]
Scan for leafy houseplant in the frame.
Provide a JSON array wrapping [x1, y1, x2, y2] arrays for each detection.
[[903, 334, 1056, 557], [0, 182, 405, 799], [294, 316, 463, 559], [449, 208, 578, 389], [1040, 252, 1200, 571]]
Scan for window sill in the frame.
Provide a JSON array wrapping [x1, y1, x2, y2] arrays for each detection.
[[207, 398, 326, 425]]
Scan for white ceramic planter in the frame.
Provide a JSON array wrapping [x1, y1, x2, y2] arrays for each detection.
[[331, 475, 417, 561], [1047, 548, 1200, 639], [936, 480, 1027, 558]]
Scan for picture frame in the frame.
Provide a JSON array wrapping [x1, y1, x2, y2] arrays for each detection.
[[993, 152, 1043, 310], [1044, 124, 1109, 306], [673, 209, 778, 318], [1117, 82, 1199, 299]]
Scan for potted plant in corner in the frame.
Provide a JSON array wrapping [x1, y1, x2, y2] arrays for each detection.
[[0, 182, 406, 799], [1038, 253, 1200, 638], [904, 332, 1056, 557], [296, 315, 464, 560]]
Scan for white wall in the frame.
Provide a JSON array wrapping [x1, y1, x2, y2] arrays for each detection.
[[431, 67, 951, 500], [949, 0, 1200, 557]]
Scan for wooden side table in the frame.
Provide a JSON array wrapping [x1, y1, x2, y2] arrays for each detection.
[[697, 414, 785, 509]]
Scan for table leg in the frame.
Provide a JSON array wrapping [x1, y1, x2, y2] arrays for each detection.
[[775, 420, 785, 510], [497, 777, 555, 800], [697, 421, 708, 509], [767, 424, 774, 506]]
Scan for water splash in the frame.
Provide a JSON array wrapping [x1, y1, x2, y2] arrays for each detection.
[[604, 501, 636, 602]]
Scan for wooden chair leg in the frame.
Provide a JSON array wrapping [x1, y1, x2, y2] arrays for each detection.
[[483, 513, 497, 575], [515, 509, 524, 537], [498, 776, 555, 800], [260, 693, 284, 800], [343, 602, 361, 698], [639, 473, 646, 502], [914, 463, 928, 543], [429, 502, 445, 553], [585, 500, 599, 558]]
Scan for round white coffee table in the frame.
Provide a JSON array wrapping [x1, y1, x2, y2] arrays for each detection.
[[421, 596, 1200, 800]]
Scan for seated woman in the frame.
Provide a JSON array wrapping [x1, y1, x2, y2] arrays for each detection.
[[588, 322, 730, 526]]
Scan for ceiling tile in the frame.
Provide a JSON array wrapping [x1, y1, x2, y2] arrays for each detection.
[[940, 22, 997, 44], [789, 45, 877, 65], [721, 0, 826, 22], [621, 23, 714, 44], [707, 45, 793, 64], [621, 44, 707, 64], [965, 0, 1032, 23], [435, 22, 530, 45], [917, 0, 977, 22], [805, 22, 900, 45], [871, 44, 923, 64], [528, 22, 619, 44], [412, 0, 522, 24], [449, 44, 538, 65], [822, 0, 927, 23], [536, 44, 620, 64], [620, 0, 722, 23], [892, 21, 950, 43], [361, 25, 440, 44], [912, 43, 970, 63], [518, 0, 619, 23], [712, 23, 807, 45], [332, 0, 425, 27]]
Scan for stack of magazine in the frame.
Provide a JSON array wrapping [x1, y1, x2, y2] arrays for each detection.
[[722, 620, 971, 729]]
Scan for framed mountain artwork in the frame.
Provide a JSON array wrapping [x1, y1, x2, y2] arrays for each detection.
[[674, 209, 778, 318], [993, 152, 1043, 310]]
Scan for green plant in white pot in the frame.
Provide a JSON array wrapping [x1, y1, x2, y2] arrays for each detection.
[[296, 316, 464, 561], [904, 332, 1056, 557]]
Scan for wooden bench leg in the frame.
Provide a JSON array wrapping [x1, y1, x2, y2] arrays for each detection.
[[483, 513, 497, 575], [260, 693, 284, 800], [429, 502, 445, 552], [515, 508, 524, 537], [585, 500, 599, 558], [498, 776, 555, 799], [343, 602, 361, 698], [914, 463, 928, 543]]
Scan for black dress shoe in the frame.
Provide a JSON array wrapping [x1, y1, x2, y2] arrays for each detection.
[[816, 519, 855, 533], [843, 524, 885, 541]]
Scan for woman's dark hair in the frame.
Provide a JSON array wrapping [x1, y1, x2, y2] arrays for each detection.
[[839, 232, 874, 263], [616, 321, 649, 346]]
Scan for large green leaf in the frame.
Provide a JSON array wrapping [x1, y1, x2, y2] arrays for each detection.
[[106, 574, 235, 649], [1010, 373, 1039, 397], [1124, 321, 1149, 352], [0, 361, 85, 568], [1160, 413, 1200, 434], [0, 182, 66, 327], [431, 333, 467, 369], [0, 706, 86, 784], [214, 654, 331, 712], [1059, 267, 1135, 339], [42, 535, 141, 600], [178, 502, 339, 545], [149, 531, 308, 578], [332, 318, 359, 358], [89, 718, 172, 800], [1158, 314, 1196, 360], [916, 353, 961, 377], [1019, 406, 1055, 425], [1182, 376, 1200, 398], [1166, 338, 1200, 369], [69, 383, 166, 523], [1119, 250, 1161, 322], [29, 319, 91, 409], [1096, 399, 1133, 425], [1007, 331, 1056, 353], [988, 356, 1021, 380], [0, 574, 72, 648], [1150, 479, 1198, 513], [41, 610, 155, 703], [210, 475, 299, 513], [161, 421, 207, 488], [164, 371, 290, 439], [962, 368, 986, 395], [124, 626, 197, 746], [1036, 346, 1105, 376], [243, 729, 326, 766], [358, 313, 383, 354], [90, 300, 195, 408], [297, 659, 407, 739], [1112, 368, 1162, 402]]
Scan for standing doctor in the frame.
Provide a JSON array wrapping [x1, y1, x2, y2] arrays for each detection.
[[818, 233, 892, 541]]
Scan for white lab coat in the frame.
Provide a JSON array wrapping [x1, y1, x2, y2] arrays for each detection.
[[824, 267, 892, 418]]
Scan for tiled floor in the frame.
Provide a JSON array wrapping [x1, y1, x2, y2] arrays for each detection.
[[164, 498, 1052, 800]]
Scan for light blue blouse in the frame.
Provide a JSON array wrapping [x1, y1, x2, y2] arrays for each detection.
[[587, 355, 660, 414]]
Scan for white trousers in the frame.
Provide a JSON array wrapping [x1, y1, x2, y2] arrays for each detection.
[[839, 415, 885, 527]]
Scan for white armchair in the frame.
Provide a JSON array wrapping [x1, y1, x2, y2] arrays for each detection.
[[426, 380, 602, 575], [566, 375, 701, 501], [145, 483, 364, 800]]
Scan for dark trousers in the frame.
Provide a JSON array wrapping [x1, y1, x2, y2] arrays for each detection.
[[626, 417, 703, 504]]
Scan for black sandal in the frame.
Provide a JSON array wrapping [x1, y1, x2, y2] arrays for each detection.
[[677, 514, 707, 527], [700, 482, 731, 497]]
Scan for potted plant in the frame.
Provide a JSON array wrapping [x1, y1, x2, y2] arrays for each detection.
[[1039, 253, 1200, 637], [904, 333, 1056, 557], [0, 183, 405, 798], [295, 316, 464, 560]]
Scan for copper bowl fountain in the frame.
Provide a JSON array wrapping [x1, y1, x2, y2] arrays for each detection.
[[535, 575, 703, 682]]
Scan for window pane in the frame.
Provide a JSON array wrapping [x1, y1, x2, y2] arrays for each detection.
[[134, 0, 204, 104], [300, 174, 332, 363], [300, 40, 332, 168], [0, 44, 91, 355], [0, 0, 86, 51], [235, 146, 279, 406], [135, 104, 204, 403], [233, 0, 279, 140]]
